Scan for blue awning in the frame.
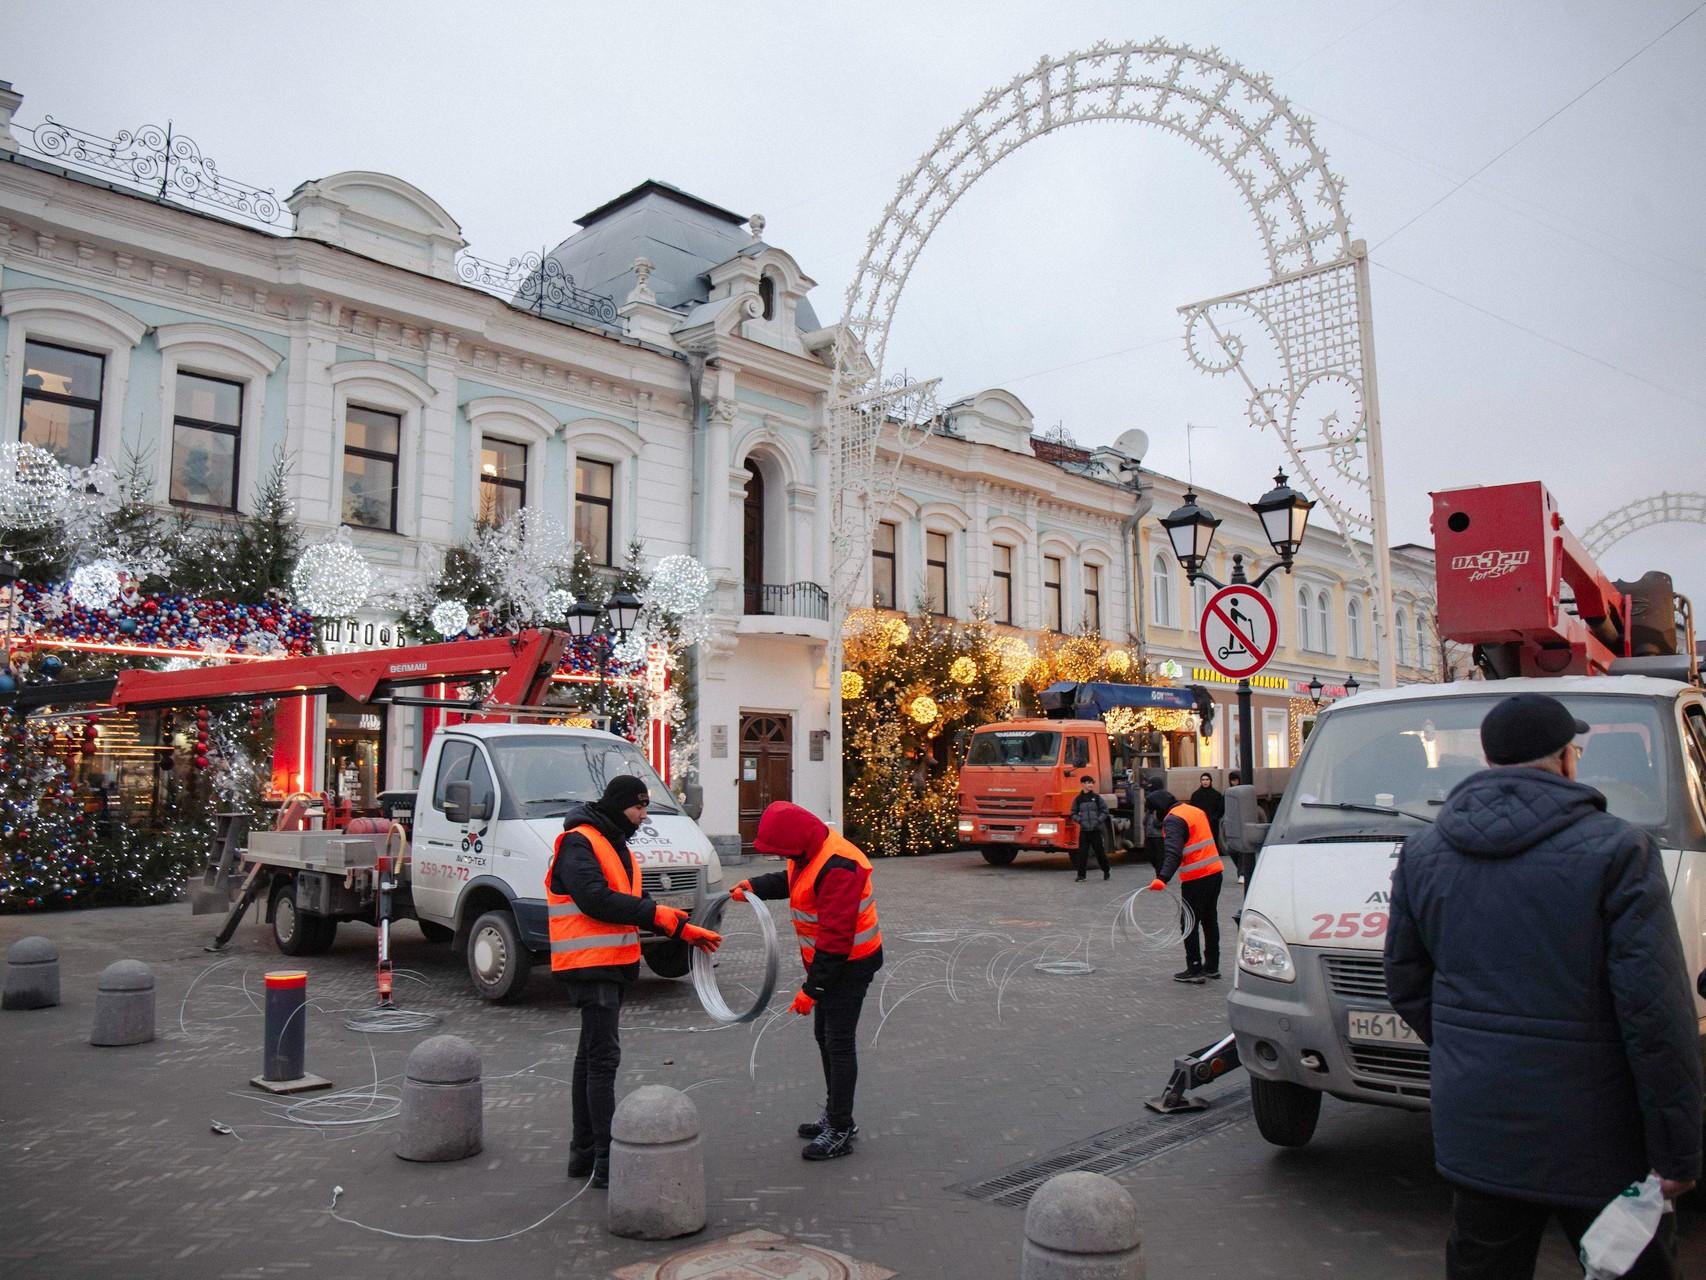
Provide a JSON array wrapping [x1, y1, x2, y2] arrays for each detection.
[[1042, 681, 1198, 716]]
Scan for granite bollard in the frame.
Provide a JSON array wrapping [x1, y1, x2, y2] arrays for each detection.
[[1022, 1171, 1144, 1280], [3, 935, 59, 1010], [607, 1085, 705, 1240], [90, 959, 155, 1046], [397, 1035, 482, 1162]]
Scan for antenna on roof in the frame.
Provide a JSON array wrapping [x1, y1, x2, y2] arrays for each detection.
[[1184, 422, 1218, 487]]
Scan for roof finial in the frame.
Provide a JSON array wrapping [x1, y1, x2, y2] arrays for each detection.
[[627, 256, 656, 305], [748, 213, 766, 242]]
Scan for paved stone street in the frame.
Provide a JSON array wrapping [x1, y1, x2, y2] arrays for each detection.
[[3, 850, 1701, 1278]]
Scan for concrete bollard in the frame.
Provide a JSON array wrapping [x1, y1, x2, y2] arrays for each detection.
[[397, 1035, 482, 1162], [89, 959, 155, 1047], [3, 936, 60, 1010], [1022, 1171, 1144, 1280], [608, 1085, 705, 1240]]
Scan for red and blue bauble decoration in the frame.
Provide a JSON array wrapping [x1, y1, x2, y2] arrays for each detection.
[[14, 584, 316, 656]]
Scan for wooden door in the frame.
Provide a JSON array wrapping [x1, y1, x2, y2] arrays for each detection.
[[738, 713, 793, 851]]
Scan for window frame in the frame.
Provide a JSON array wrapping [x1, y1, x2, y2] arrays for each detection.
[[872, 520, 898, 609], [991, 542, 1014, 625], [2, 288, 146, 469], [1315, 588, 1333, 656], [575, 456, 618, 566], [168, 369, 244, 512], [1347, 596, 1363, 658], [478, 434, 528, 526], [925, 529, 951, 617], [18, 338, 105, 468], [1083, 562, 1102, 634], [1296, 585, 1314, 652], [1150, 552, 1174, 629], [1043, 554, 1065, 633], [1396, 607, 1411, 667], [341, 403, 404, 533]]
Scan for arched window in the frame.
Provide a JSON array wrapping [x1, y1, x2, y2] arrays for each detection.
[[1191, 576, 1212, 631], [1396, 608, 1410, 667], [758, 273, 777, 321], [1151, 553, 1174, 628], [1416, 614, 1430, 672], [1347, 597, 1363, 658], [1296, 587, 1313, 651], [1315, 590, 1333, 656]]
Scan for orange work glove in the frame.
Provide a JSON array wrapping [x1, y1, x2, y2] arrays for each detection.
[[653, 905, 688, 936], [729, 879, 752, 902], [1148, 878, 1166, 892], [680, 924, 721, 953], [790, 990, 816, 1016]]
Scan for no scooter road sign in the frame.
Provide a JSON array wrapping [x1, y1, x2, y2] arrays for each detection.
[[1200, 584, 1277, 680]]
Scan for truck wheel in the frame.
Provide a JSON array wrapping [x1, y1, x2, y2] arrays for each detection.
[[644, 940, 692, 979], [307, 916, 338, 954], [980, 846, 1019, 867], [466, 909, 532, 1003], [271, 883, 315, 956], [1250, 1076, 1322, 1148], [417, 921, 454, 944]]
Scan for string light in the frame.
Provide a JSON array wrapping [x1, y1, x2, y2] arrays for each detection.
[[841, 670, 865, 700], [292, 529, 373, 616], [949, 656, 978, 685], [644, 555, 712, 616], [993, 636, 1033, 686], [907, 694, 939, 725]]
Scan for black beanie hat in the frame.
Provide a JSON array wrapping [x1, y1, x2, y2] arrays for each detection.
[[1480, 693, 1589, 766], [596, 773, 651, 817]]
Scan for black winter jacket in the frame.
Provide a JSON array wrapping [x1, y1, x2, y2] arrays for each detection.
[[1384, 767, 1702, 1207], [1069, 791, 1110, 832], [547, 803, 678, 984]]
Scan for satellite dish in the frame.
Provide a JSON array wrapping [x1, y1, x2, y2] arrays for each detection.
[[1114, 428, 1149, 461]]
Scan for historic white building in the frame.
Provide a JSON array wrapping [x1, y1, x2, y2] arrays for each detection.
[[0, 81, 1441, 854]]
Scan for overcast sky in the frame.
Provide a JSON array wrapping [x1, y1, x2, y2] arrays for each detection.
[[4, 0, 1703, 604]]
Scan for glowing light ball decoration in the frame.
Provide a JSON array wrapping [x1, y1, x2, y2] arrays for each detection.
[[645, 555, 711, 616], [1054, 634, 1104, 683], [291, 529, 373, 617], [949, 656, 978, 685], [430, 600, 470, 638], [543, 588, 576, 620], [883, 618, 910, 647], [908, 694, 939, 725], [994, 636, 1033, 686], [68, 561, 123, 610], [1103, 649, 1133, 677], [0, 442, 74, 529], [841, 670, 865, 700]]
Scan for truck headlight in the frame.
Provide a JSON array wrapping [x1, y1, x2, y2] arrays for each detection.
[[1237, 910, 1296, 983], [958, 819, 975, 835], [1036, 822, 1060, 837]]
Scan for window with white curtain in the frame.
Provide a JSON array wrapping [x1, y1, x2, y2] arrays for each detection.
[[1347, 597, 1363, 658], [1315, 589, 1333, 655], [1191, 576, 1212, 630], [1396, 608, 1410, 667], [1297, 586, 1313, 651], [1151, 553, 1174, 628]]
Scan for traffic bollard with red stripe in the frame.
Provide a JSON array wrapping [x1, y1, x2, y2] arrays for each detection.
[[251, 969, 332, 1094]]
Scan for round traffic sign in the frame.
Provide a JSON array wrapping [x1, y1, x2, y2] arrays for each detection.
[[1200, 584, 1278, 680]]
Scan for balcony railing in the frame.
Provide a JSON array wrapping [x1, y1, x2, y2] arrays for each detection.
[[743, 581, 829, 620]]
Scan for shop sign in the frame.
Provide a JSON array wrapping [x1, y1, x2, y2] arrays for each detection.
[[1290, 679, 1349, 699], [1190, 666, 1289, 691], [319, 615, 408, 654]]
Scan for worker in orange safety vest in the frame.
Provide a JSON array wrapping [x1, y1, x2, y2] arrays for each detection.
[[546, 774, 721, 1186], [730, 801, 884, 1161], [1143, 776, 1226, 984]]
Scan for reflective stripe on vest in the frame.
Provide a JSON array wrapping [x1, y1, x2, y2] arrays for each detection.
[[1171, 802, 1224, 881], [788, 831, 883, 968], [545, 823, 642, 972]]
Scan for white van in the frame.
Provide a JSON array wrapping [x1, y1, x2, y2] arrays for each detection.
[[1225, 676, 1706, 1146], [261, 723, 723, 1002]]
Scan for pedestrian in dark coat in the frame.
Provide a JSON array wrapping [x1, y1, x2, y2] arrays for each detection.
[[1068, 775, 1111, 882], [1384, 693, 1701, 1279], [1189, 771, 1225, 847], [549, 774, 720, 1186]]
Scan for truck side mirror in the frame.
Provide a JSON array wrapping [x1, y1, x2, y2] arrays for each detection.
[[467, 793, 492, 823], [1221, 784, 1269, 855], [442, 780, 471, 825], [682, 782, 704, 821]]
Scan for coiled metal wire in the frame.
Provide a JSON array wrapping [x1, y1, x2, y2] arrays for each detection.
[[690, 891, 780, 1023]]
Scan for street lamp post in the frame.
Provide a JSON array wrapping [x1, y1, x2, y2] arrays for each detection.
[[562, 587, 643, 727], [1159, 470, 1314, 785]]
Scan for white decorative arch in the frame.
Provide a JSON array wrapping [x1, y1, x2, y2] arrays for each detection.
[[919, 499, 972, 532], [824, 38, 1398, 740], [2, 287, 147, 457], [1583, 493, 1706, 559], [986, 513, 1038, 546], [731, 423, 811, 487]]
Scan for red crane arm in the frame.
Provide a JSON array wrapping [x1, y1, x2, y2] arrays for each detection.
[[108, 629, 571, 713]]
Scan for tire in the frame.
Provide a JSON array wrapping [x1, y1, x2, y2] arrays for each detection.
[[465, 909, 533, 1003], [1250, 1076, 1323, 1148], [417, 921, 454, 944], [980, 846, 1019, 867], [307, 916, 338, 954], [271, 882, 315, 956]]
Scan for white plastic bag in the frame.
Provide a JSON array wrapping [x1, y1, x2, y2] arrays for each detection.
[[1579, 1174, 1667, 1279]]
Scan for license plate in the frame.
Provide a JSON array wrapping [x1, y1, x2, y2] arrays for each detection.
[[1346, 1010, 1420, 1045], [988, 831, 1017, 841]]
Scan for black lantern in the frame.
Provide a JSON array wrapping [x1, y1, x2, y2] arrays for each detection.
[[1307, 675, 1324, 707], [563, 598, 603, 639], [1158, 490, 1221, 580], [1345, 672, 1360, 697], [1250, 470, 1314, 565], [606, 589, 643, 636]]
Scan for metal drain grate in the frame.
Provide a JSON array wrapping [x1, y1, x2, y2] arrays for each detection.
[[951, 1087, 1251, 1207]]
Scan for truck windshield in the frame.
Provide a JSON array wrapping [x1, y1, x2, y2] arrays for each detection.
[[1270, 694, 1671, 842], [965, 730, 1061, 766], [482, 735, 680, 818]]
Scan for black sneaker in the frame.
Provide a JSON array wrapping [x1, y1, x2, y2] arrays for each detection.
[[798, 1109, 860, 1139], [1204, 970, 1223, 980], [567, 1144, 595, 1179], [591, 1154, 610, 1189], [1102, 870, 1111, 881], [1173, 967, 1207, 984], [802, 1126, 855, 1161]]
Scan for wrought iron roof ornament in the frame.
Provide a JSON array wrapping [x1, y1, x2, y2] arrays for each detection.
[[454, 249, 619, 328]]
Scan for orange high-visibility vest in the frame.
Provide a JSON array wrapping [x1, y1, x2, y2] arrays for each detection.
[[546, 823, 641, 973], [1170, 802, 1224, 881], [788, 831, 883, 969]]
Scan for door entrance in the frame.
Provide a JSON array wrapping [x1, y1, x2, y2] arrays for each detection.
[[738, 713, 793, 852]]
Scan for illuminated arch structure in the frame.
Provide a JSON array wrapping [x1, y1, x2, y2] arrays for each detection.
[[1582, 492, 1706, 560]]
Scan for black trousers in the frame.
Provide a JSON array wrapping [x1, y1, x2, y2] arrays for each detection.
[[1071, 829, 1109, 878], [1180, 872, 1222, 974], [813, 972, 873, 1132], [569, 993, 623, 1156], [1447, 1183, 1679, 1279]]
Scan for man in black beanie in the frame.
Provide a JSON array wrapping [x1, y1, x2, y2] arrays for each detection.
[[1385, 693, 1700, 1277], [547, 773, 721, 1187]]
